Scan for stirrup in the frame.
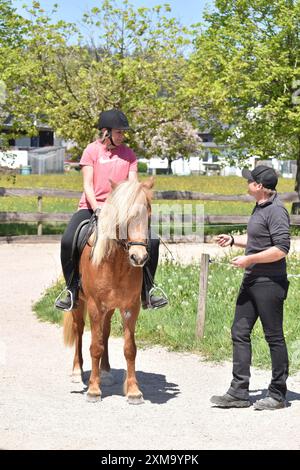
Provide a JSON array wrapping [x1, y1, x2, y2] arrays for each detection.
[[146, 286, 169, 309], [54, 287, 75, 312], [149, 286, 168, 300]]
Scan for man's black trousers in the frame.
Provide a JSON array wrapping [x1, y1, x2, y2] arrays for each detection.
[[228, 277, 289, 402]]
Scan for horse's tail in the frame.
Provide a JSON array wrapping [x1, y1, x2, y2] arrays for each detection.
[[63, 305, 87, 347], [63, 312, 76, 347]]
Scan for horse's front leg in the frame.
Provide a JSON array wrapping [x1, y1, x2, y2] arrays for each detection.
[[100, 309, 115, 386], [121, 302, 144, 405], [86, 299, 103, 402]]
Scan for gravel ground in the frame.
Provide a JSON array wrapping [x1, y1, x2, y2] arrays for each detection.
[[1, 242, 300, 450]]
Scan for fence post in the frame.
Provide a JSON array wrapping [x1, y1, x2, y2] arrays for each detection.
[[196, 253, 209, 339], [37, 195, 43, 236]]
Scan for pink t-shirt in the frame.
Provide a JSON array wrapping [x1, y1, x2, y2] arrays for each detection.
[[78, 140, 137, 209]]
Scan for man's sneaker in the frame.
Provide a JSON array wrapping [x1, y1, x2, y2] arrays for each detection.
[[142, 295, 168, 310], [210, 393, 251, 408], [253, 396, 286, 411], [55, 289, 78, 311]]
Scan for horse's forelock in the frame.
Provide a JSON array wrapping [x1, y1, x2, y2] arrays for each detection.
[[91, 180, 149, 265]]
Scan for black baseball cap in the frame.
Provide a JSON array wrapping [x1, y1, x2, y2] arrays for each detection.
[[242, 165, 278, 190]]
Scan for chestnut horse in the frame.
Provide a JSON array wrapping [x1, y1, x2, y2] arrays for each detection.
[[63, 178, 153, 404]]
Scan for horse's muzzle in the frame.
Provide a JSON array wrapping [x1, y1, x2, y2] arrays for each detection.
[[129, 252, 149, 267]]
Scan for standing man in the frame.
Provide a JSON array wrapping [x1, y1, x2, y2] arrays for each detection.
[[210, 165, 290, 410]]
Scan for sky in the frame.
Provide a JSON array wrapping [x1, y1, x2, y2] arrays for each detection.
[[12, 0, 213, 29]]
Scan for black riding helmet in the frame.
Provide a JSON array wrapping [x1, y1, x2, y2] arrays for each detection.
[[98, 109, 131, 131]]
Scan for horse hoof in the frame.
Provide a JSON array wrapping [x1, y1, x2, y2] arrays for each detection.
[[127, 395, 144, 405], [86, 393, 102, 403], [101, 370, 114, 386], [71, 373, 82, 383]]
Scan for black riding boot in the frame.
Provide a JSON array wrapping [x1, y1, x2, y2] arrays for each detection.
[[141, 234, 168, 310]]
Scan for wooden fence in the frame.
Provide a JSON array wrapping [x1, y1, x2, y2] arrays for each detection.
[[196, 253, 210, 338], [1, 187, 300, 239]]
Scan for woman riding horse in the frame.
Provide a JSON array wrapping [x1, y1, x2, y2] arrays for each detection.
[[55, 109, 168, 311], [64, 178, 154, 403]]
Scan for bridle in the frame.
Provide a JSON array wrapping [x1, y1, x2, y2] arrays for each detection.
[[118, 240, 148, 251]]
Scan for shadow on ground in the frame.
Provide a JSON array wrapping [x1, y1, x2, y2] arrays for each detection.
[[70, 368, 180, 404]]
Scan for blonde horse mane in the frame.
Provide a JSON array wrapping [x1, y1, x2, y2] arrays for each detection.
[[91, 179, 152, 266]]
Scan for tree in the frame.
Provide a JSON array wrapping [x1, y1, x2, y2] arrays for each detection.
[[144, 120, 202, 173], [0, 0, 29, 129], [12, 0, 198, 159], [0, 0, 30, 175], [190, 0, 300, 195]]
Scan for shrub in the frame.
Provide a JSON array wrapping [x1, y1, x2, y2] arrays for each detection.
[[138, 161, 148, 173]]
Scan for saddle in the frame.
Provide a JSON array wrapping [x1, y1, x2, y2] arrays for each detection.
[[71, 214, 97, 267]]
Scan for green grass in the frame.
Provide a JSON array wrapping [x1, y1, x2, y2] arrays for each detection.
[[0, 197, 78, 213], [33, 254, 300, 373], [0, 223, 66, 236], [0, 172, 295, 193]]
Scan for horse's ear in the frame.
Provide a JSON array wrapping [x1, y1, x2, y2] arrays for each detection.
[[109, 179, 117, 190], [143, 176, 154, 190]]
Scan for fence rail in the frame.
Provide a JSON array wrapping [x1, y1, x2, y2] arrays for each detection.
[[1, 187, 300, 237], [0, 187, 299, 202], [1, 211, 300, 225]]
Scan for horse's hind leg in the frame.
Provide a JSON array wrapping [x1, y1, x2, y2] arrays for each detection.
[[86, 299, 103, 402], [121, 304, 144, 405], [100, 309, 115, 386], [71, 299, 85, 383]]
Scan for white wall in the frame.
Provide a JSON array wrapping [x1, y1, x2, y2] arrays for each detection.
[[171, 158, 191, 176], [148, 157, 168, 170]]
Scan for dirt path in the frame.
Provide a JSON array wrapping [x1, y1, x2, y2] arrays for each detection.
[[0, 242, 300, 450]]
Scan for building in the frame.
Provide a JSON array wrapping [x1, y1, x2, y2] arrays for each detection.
[[0, 116, 65, 173], [143, 131, 297, 178]]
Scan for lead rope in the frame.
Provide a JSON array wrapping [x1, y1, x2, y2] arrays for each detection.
[[158, 236, 176, 261]]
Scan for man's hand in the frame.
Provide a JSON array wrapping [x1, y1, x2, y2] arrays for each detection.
[[216, 234, 233, 247], [231, 256, 252, 269]]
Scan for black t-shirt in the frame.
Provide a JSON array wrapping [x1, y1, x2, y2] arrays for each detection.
[[244, 193, 290, 278]]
